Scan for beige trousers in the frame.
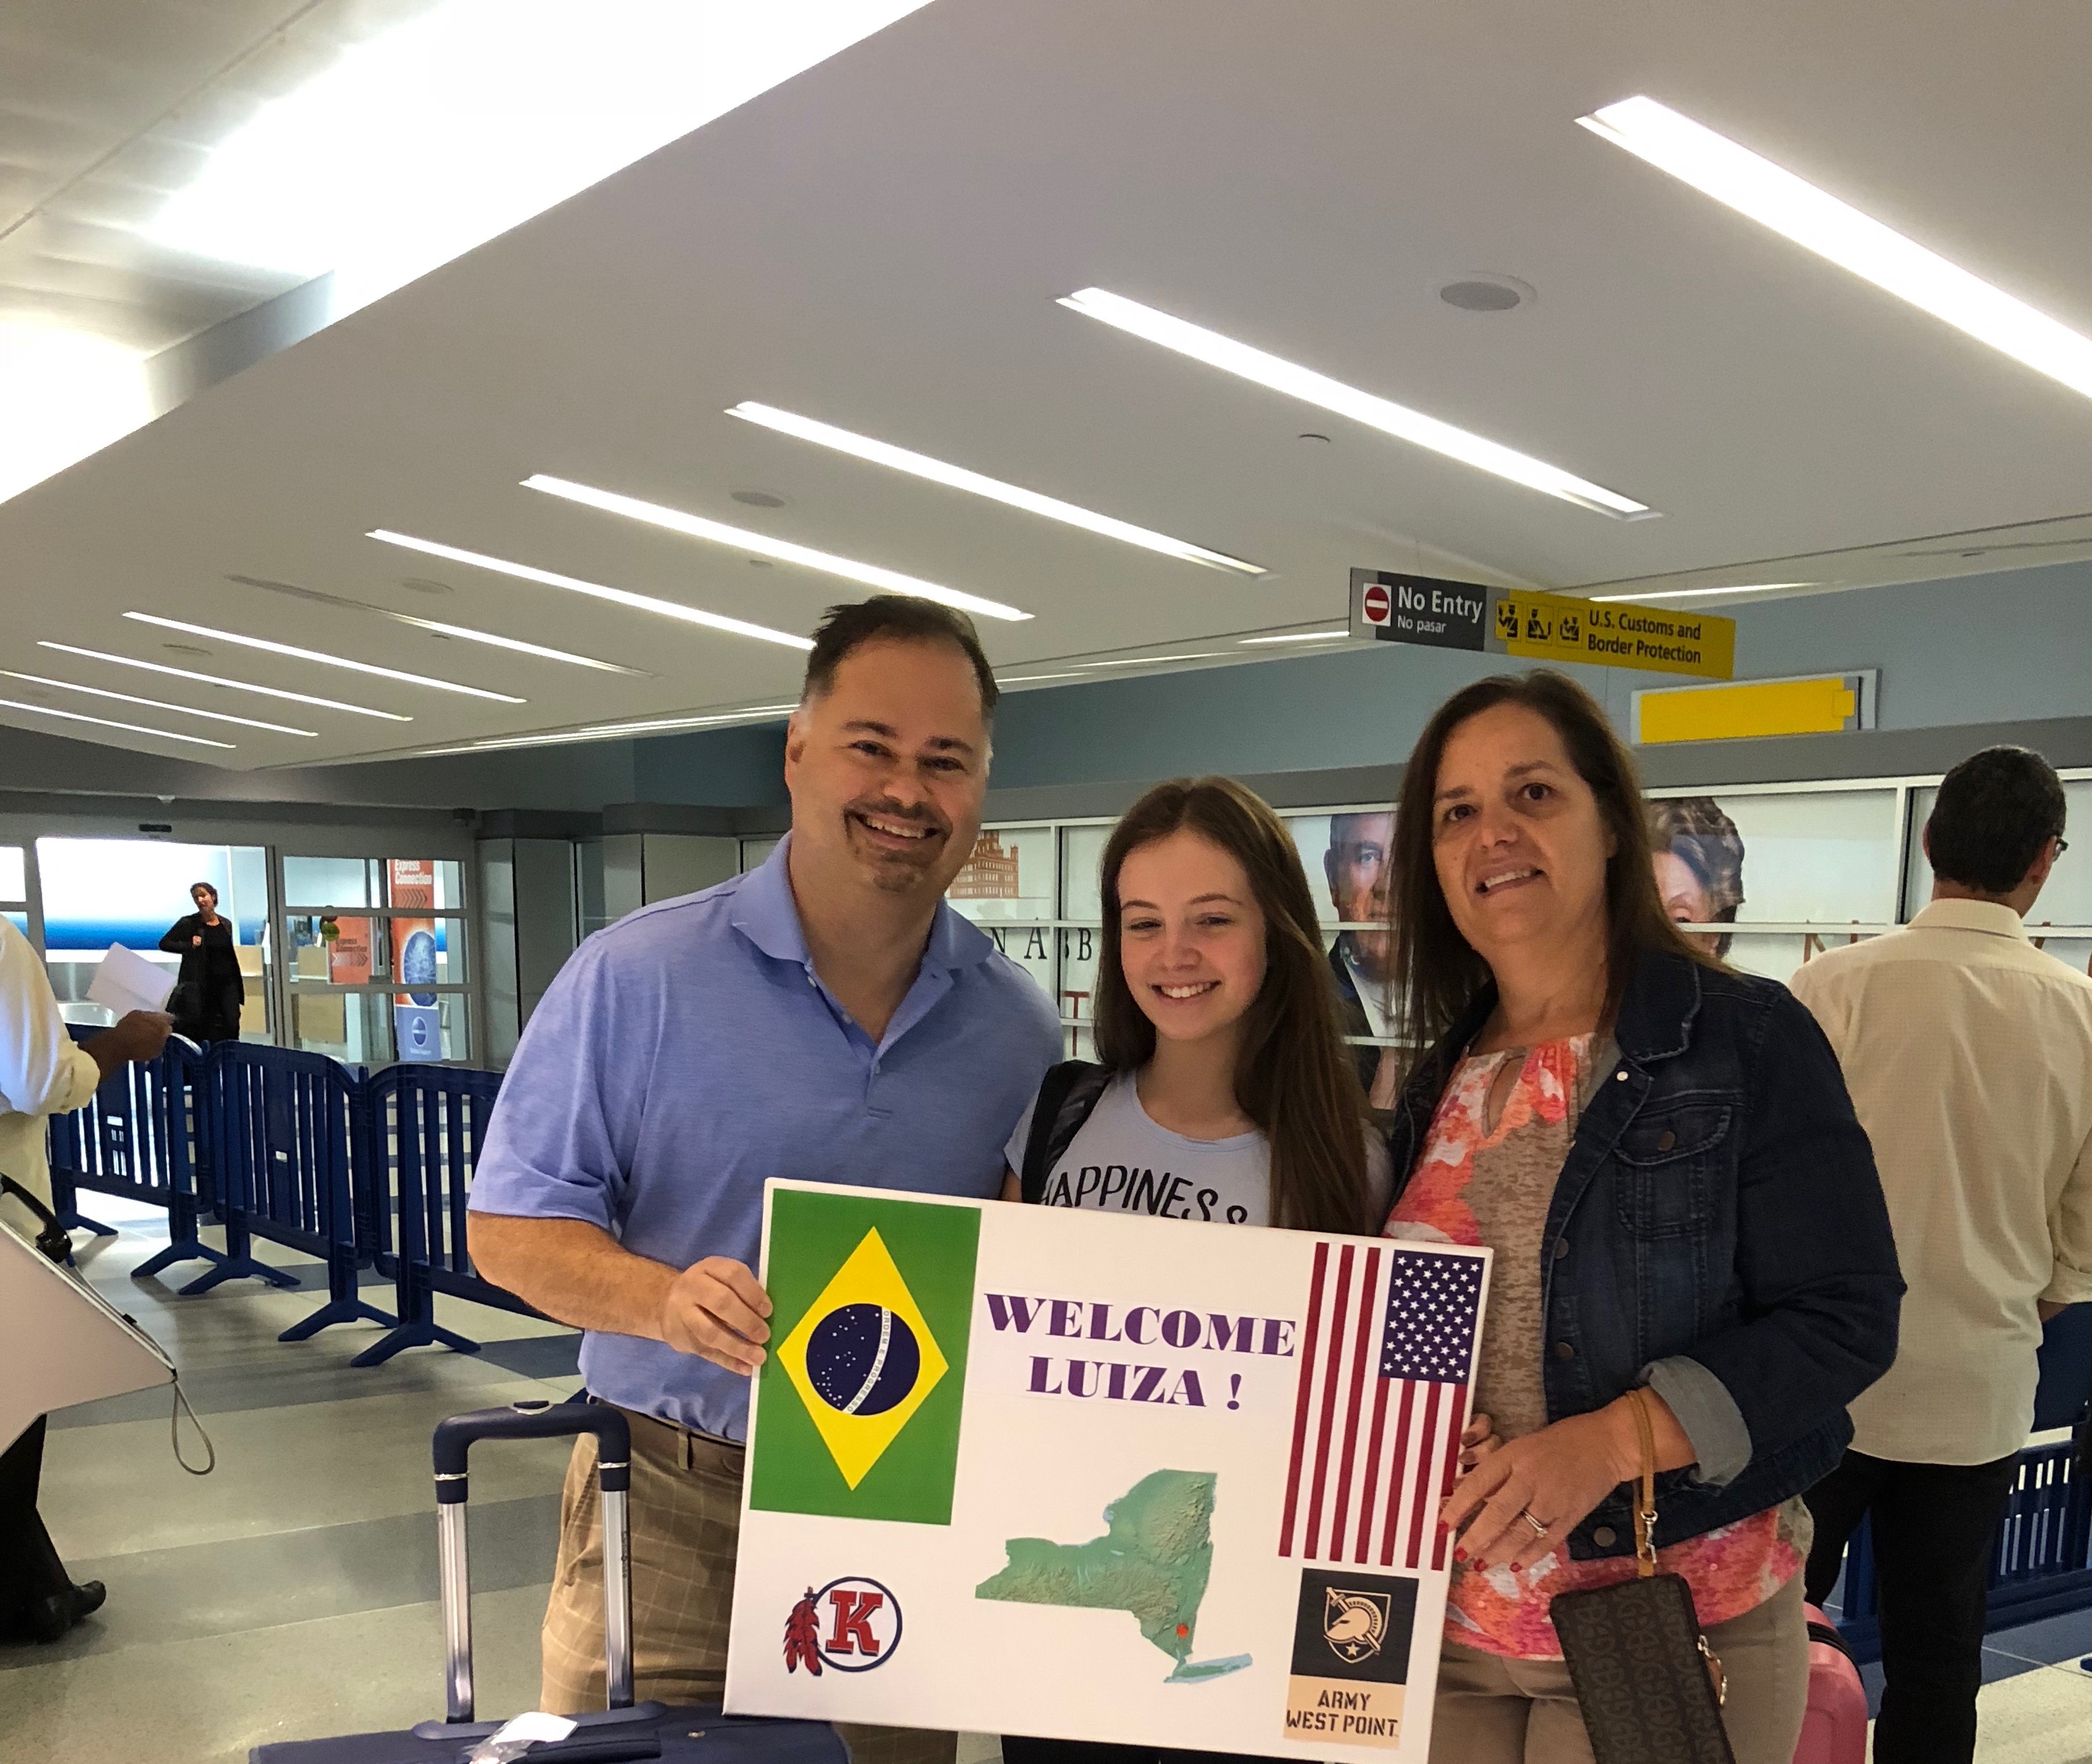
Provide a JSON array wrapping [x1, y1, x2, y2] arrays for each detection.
[[541, 1404, 955, 1764], [1429, 1570, 1811, 1764]]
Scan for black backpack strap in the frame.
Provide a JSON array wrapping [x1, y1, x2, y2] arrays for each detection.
[[1018, 1060, 1113, 1205]]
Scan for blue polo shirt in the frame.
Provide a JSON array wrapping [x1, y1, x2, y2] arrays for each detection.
[[469, 834, 1063, 1442]]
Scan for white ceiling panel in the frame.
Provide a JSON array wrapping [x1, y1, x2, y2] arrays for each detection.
[[1, 0, 2088, 767]]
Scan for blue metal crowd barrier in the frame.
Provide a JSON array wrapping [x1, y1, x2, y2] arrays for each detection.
[[351, 1063, 535, 1367], [182, 1043, 396, 1341], [47, 1035, 537, 1359], [45, 1030, 239, 1284]]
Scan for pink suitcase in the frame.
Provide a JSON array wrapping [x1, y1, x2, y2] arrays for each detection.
[[1794, 1603, 1868, 1764]]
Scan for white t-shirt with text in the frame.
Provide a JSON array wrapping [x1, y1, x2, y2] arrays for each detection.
[[1003, 1070, 1392, 1230]]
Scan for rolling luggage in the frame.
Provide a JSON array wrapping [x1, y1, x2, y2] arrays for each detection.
[[1791, 1602, 1868, 1764], [252, 1400, 846, 1764]]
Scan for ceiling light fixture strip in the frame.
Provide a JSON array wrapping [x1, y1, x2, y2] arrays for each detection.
[[726, 402, 1265, 576], [367, 531, 814, 651], [1057, 287, 1653, 519], [37, 643, 413, 720], [1577, 97, 2092, 402], [1588, 581, 1813, 603], [0, 671, 318, 736], [123, 613, 524, 703], [0, 695, 234, 749], [521, 475, 1032, 622]]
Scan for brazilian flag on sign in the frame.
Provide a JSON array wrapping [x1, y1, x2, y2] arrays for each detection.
[[750, 1186, 980, 1525]]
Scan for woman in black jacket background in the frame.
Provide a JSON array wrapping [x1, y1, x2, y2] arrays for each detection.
[[159, 881, 244, 1044]]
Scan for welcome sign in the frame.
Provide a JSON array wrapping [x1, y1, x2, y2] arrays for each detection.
[[726, 1184, 1491, 1762]]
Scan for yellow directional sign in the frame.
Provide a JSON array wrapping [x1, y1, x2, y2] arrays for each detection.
[[1491, 589, 1733, 681]]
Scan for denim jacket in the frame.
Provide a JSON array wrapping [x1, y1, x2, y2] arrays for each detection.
[[1385, 945, 1904, 1561]]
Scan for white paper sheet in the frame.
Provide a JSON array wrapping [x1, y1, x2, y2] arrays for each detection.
[[85, 943, 176, 1017]]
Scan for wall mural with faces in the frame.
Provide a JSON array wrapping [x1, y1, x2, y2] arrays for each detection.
[[930, 776, 1995, 1061]]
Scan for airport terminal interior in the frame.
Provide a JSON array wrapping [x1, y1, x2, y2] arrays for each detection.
[[6, 4, 2092, 1762]]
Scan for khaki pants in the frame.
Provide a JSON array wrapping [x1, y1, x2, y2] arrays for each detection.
[[1430, 1571, 1810, 1764], [542, 1404, 955, 1764]]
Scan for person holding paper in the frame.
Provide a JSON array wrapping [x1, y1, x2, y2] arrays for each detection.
[[158, 881, 243, 1044], [0, 911, 172, 1642], [467, 598, 1061, 1764], [1376, 671, 1902, 1764]]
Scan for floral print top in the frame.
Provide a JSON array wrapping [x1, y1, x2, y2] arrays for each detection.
[[1385, 1034, 1806, 1659]]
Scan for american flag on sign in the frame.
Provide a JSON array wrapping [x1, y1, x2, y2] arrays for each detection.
[[1278, 1243, 1490, 1572]]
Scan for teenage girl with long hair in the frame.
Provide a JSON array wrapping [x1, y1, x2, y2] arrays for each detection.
[[997, 777, 1467, 1764]]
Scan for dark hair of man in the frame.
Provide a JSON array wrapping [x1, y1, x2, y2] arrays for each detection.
[[799, 596, 999, 718], [1926, 746, 2066, 894], [1091, 777, 1375, 1235], [1388, 670, 1715, 1067]]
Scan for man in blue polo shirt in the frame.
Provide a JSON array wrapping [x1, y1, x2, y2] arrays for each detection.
[[470, 597, 1061, 1764]]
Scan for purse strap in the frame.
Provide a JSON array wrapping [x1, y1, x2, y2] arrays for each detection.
[[1628, 1386, 1659, 1579]]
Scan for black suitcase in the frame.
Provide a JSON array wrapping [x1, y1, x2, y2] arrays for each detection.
[[251, 1401, 845, 1764]]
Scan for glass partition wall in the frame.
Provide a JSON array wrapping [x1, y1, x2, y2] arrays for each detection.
[[281, 855, 472, 1063]]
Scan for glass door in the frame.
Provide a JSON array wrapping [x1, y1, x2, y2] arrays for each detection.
[[34, 837, 273, 1035], [281, 855, 471, 1063]]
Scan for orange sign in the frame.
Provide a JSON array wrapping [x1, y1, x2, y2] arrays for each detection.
[[325, 917, 372, 984]]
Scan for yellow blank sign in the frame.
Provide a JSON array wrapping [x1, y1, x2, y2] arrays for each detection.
[[1638, 676, 1860, 745]]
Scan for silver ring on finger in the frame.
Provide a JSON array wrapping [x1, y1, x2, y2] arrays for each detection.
[[1517, 1509, 1550, 1538]]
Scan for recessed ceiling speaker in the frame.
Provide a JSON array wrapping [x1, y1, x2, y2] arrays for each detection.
[[1438, 275, 1535, 313], [731, 489, 788, 508]]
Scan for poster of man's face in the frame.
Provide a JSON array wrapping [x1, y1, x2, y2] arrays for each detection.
[[1325, 811, 1396, 981]]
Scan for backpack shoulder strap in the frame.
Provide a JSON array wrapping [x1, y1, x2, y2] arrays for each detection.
[[1019, 1060, 1112, 1205]]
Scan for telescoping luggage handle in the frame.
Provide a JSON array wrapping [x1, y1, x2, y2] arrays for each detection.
[[431, 1400, 637, 1729]]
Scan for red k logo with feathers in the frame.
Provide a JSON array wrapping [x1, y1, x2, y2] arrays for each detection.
[[783, 1588, 823, 1675]]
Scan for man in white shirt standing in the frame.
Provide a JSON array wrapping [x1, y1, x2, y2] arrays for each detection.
[[0, 912, 171, 1642], [1791, 746, 2092, 1764]]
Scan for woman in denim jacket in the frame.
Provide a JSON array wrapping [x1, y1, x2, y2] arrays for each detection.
[[1379, 671, 1902, 1764]]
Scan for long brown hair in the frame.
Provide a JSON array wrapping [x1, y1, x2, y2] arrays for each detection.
[[1092, 777, 1374, 1234], [1389, 670, 1714, 1062]]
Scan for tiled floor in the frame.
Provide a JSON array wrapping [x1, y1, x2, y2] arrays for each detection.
[[9, 1196, 2092, 1763]]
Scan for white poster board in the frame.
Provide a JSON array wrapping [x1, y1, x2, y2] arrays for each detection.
[[726, 1183, 1490, 1762]]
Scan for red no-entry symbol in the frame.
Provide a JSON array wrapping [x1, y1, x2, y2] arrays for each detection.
[[1362, 582, 1392, 625]]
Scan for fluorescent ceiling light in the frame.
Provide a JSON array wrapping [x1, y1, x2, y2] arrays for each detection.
[[0, 672, 317, 737], [522, 475, 1031, 622], [390, 612, 641, 674], [1084, 652, 1229, 668], [413, 702, 800, 757], [144, 0, 932, 317], [368, 531, 814, 651], [0, 696, 234, 749], [1239, 630, 1351, 645], [996, 672, 1089, 685], [38, 643, 413, 721], [125, 613, 525, 703], [1590, 581, 1813, 604], [726, 402, 1265, 576], [227, 574, 646, 675], [1058, 288, 1653, 519], [1577, 97, 2092, 402]]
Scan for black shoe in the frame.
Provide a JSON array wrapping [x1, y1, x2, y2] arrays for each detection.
[[25, 1580, 105, 1645]]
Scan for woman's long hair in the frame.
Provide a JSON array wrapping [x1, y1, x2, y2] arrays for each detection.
[[1091, 777, 1374, 1234], [1389, 671, 1715, 1065]]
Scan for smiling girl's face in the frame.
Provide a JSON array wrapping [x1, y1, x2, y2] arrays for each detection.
[[1116, 829, 1268, 1049], [1430, 702, 1614, 966]]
